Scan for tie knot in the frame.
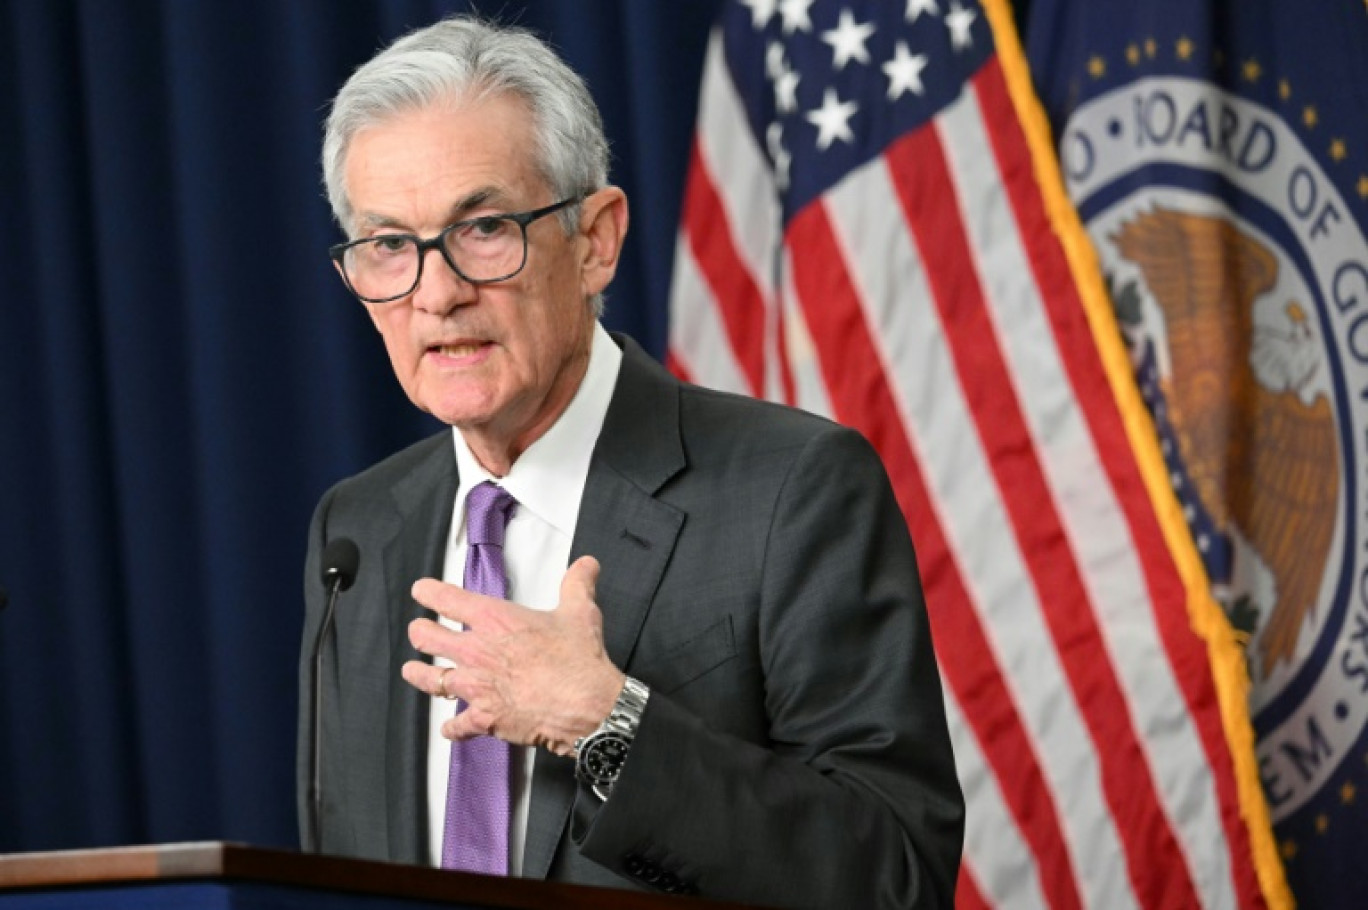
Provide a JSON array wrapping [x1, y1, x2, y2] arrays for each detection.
[[465, 481, 517, 547]]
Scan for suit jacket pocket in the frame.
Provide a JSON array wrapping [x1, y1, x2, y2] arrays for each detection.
[[640, 615, 737, 695]]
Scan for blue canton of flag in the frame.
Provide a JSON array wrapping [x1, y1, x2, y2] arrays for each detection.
[[724, 0, 993, 218]]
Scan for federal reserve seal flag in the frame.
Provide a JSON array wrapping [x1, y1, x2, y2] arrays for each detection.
[[1026, 0, 1368, 904]]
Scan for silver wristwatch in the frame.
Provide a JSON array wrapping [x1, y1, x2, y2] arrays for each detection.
[[573, 676, 650, 801]]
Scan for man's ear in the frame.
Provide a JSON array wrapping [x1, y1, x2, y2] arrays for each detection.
[[577, 187, 629, 299]]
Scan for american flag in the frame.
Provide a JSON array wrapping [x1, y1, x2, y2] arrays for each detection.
[[667, 0, 1286, 906]]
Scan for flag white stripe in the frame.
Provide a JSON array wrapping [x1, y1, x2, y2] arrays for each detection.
[[937, 84, 1237, 908], [945, 692, 1051, 910], [667, 237, 750, 394], [694, 30, 781, 307], [776, 248, 835, 418]]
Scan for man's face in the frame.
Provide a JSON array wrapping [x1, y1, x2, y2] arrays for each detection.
[[342, 94, 605, 466]]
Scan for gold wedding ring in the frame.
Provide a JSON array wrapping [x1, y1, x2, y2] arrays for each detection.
[[436, 667, 454, 700]]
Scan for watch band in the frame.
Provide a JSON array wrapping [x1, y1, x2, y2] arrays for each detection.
[[574, 676, 650, 800]]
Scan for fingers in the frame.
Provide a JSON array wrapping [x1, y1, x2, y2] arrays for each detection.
[[414, 560, 600, 627], [402, 658, 457, 700], [558, 555, 600, 611], [399, 659, 489, 726], [545, 739, 577, 759], [407, 616, 476, 664], [399, 660, 496, 741], [443, 706, 494, 740], [411, 577, 490, 625]]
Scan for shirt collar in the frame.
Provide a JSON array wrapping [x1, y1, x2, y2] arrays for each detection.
[[451, 322, 622, 536]]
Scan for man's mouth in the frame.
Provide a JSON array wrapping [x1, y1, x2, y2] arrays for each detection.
[[430, 341, 488, 358]]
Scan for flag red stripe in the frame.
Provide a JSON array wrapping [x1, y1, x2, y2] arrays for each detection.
[[885, 120, 1202, 908], [971, 57, 1264, 907], [681, 139, 768, 397], [955, 863, 992, 910], [785, 199, 1084, 910], [665, 347, 695, 385]]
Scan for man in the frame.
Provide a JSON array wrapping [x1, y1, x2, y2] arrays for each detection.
[[298, 15, 963, 908]]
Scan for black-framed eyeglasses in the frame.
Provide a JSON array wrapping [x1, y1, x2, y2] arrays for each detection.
[[329, 196, 583, 303]]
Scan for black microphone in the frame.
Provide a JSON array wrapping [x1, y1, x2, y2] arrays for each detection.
[[308, 537, 359, 854]]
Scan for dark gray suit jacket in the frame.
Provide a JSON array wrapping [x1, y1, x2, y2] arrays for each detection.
[[298, 334, 963, 908]]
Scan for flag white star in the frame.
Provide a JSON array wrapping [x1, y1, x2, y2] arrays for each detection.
[[740, 0, 780, 29], [778, 0, 816, 35], [821, 9, 877, 70], [774, 67, 801, 113], [766, 40, 788, 79], [767, 122, 793, 190], [946, 1, 977, 50], [764, 40, 800, 113], [906, 0, 940, 22], [882, 41, 928, 99], [805, 87, 859, 150]]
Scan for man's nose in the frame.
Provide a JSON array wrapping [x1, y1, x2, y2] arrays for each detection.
[[411, 247, 476, 314]]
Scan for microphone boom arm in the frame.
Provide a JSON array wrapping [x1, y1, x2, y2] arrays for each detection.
[[308, 538, 358, 854]]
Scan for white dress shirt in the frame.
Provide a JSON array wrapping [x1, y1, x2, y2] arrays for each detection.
[[425, 322, 622, 874]]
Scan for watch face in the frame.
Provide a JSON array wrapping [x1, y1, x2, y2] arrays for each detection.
[[578, 731, 632, 784]]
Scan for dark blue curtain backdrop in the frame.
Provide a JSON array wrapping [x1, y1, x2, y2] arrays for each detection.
[[0, 0, 721, 853]]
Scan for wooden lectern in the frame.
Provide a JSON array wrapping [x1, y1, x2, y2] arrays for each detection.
[[0, 842, 761, 909]]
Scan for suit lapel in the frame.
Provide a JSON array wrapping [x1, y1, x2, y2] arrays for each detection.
[[522, 336, 687, 879], [379, 434, 459, 866]]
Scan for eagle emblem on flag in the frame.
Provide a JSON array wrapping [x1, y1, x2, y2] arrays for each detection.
[[1112, 207, 1340, 678]]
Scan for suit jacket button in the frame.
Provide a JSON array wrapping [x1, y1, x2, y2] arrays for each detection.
[[659, 872, 681, 892], [624, 854, 646, 877]]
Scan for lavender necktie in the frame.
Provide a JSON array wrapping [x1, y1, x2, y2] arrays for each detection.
[[441, 481, 517, 874]]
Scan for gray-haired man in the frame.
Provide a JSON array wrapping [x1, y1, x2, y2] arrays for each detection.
[[299, 15, 963, 908]]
